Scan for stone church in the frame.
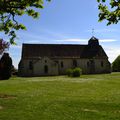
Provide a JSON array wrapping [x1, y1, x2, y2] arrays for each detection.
[[18, 36, 111, 76]]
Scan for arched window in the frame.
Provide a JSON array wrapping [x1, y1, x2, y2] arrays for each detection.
[[73, 60, 77, 67], [44, 65, 48, 74], [101, 61, 104, 67], [61, 61, 64, 68], [29, 61, 33, 70], [87, 62, 89, 67]]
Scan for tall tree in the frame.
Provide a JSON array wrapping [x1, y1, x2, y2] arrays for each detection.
[[97, 0, 120, 25], [0, 0, 50, 44]]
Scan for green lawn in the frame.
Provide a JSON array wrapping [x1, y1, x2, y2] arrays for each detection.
[[0, 73, 120, 120]]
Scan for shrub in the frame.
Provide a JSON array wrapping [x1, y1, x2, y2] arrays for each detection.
[[66, 67, 82, 77], [66, 68, 73, 77], [72, 68, 82, 77], [112, 55, 120, 72]]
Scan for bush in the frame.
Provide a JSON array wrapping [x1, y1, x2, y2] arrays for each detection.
[[66, 67, 82, 77], [72, 68, 82, 77], [112, 55, 120, 72], [66, 68, 73, 77]]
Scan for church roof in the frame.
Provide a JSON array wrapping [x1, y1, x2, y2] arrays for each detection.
[[21, 43, 108, 59]]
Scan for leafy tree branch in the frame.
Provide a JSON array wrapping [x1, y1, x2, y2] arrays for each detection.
[[0, 0, 50, 44], [97, 0, 120, 25]]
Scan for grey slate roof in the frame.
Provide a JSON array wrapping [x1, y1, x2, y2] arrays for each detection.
[[21, 37, 108, 59]]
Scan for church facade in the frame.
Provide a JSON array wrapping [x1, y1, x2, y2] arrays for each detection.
[[18, 37, 111, 76]]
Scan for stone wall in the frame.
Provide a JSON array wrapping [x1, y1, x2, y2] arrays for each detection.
[[18, 57, 111, 77]]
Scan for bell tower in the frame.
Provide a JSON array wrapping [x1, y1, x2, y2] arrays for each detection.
[[88, 36, 99, 46]]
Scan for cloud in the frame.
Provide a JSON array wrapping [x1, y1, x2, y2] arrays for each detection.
[[56, 39, 88, 42], [99, 39, 117, 42], [56, 38, 117, 43], [17, 29, 67, 43]]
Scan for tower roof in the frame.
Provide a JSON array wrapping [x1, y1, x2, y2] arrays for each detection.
[[89, 36, 99, 41], [88, 36, 99, 46]]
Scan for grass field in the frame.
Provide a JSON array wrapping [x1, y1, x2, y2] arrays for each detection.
[[0, 73, 120, 120]]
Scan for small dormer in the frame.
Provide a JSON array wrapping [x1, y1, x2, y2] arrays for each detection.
[[88, 36, 99, 46]]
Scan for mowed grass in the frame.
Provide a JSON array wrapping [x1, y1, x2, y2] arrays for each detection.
[[0, 73, 120, 120]]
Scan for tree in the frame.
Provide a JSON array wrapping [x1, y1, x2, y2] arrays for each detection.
[[0, 38, 10, 80], [0, 0, 50, 44], [97, 0, 120, 25], [0, 38, 9, 54], [112, 55, 120, 72], [0, 53, 12, 80]]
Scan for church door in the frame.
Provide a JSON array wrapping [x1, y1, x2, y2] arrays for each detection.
[[44, 65, 48, 74]]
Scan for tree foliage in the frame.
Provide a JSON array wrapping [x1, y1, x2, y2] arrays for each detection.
[[0, 0, 50, 44], [0, 38, 10, 54], [112, 55, 120, 72], [0, 53, 12, 80], [97, 0, 120, 25]]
